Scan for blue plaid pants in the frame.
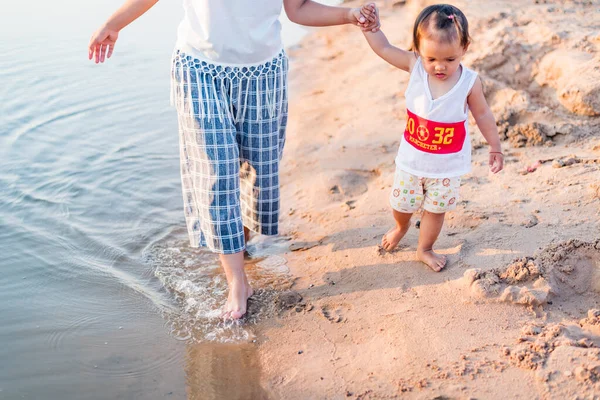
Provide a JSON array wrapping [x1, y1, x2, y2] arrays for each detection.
[[172, 50, 288, 254]]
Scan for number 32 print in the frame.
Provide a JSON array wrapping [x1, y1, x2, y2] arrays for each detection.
[[404, 109, 466, 154]]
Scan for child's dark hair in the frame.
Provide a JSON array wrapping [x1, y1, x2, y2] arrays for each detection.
[[411, 4, 471, 52]]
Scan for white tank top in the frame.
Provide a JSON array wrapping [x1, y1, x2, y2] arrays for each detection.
[[176, 0, 284, 65], [396, 58, 478, 178]]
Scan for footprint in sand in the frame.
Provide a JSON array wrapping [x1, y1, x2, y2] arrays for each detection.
[[320, 303, 352, 323], [324, 169, 381, 200]]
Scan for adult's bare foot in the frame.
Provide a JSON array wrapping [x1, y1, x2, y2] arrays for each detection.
[[381, 226, 408, 251], [222, 281, 254, 320], [417, 248, 447, 272]]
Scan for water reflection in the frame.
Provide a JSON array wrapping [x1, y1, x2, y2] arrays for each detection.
[[186, 342, 271, 400]]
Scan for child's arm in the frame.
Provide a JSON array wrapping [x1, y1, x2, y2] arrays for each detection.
[[360, 2, 415, 72], [363, 29, 416, 73], [467, 77, 504, 174], [88, 0, 159, 63], [283, 0, 379, 32]]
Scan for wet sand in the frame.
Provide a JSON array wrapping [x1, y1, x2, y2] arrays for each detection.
[[185, 342, 268, 399]]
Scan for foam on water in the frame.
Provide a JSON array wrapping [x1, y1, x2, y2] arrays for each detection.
[[146, 229, 293, 342]]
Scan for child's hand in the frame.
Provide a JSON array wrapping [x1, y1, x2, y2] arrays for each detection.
[[88, 25, 119, 64], [489, 151, 504, 174], [351, 2, 380, 32]]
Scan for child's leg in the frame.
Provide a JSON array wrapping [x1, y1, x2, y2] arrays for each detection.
[[416, 211, 446, 272], [418, 176, 461, 271], [382, 210, 412, 251], [384, 169, 422, 251]]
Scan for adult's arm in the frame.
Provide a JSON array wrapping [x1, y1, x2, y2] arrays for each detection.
[[88, 0, 159, 63], [284, 0, 380, 31]]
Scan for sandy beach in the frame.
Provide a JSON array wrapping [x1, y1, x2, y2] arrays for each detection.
[[243, 0, 600, 398], [2, 0, 598, 398]]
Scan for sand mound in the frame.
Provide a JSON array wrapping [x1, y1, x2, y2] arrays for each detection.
[[580, 309, 600, 336], [462, 239, 600, 307], [494, 240, 600, 395], [506, 122, 550, 148], [503, 321, 599, 371], [501, 316, 600, 398], [464, 1, 600, 145], [535, 49, 600, 117]]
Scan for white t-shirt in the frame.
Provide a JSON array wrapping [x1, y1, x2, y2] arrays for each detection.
[[176, 0, 284, 65], [396, 58, 478, 178]]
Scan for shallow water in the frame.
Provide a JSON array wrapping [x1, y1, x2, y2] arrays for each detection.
[[148, 228, 292, 343], [0, 0, 323, 398]]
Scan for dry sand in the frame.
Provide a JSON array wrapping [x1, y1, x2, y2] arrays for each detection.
[[248, 0, 600, 398]]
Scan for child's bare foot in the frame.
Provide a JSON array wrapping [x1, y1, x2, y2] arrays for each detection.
[[417, 248, 447, 272], [381, 226, 408, 251], [222, 281, 254, 320]]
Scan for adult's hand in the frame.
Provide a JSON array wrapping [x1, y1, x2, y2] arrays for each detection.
[[86, 0, 159, 63], [351, 2, 380, 32], [88, 25, 119, 64]]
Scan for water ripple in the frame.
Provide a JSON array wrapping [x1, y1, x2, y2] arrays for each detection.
[[146, 229, 293, 343]]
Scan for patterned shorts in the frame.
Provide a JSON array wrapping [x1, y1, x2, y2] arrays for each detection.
[[172, 50, 288, 254], [389, 169, 461, 214]]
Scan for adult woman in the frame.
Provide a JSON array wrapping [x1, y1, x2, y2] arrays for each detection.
[[89, 0, 380, 319]]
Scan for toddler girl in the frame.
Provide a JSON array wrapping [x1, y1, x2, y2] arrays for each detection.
[[361, 4, 503, 271]]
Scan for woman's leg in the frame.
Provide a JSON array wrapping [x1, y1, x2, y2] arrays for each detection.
[[174, 56, 250, 319], [220, 252, 253, 319], [235, 53, 288, 240]]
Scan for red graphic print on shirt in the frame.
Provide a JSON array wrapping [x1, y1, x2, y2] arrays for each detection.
[[404, 109, 466, 154]]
